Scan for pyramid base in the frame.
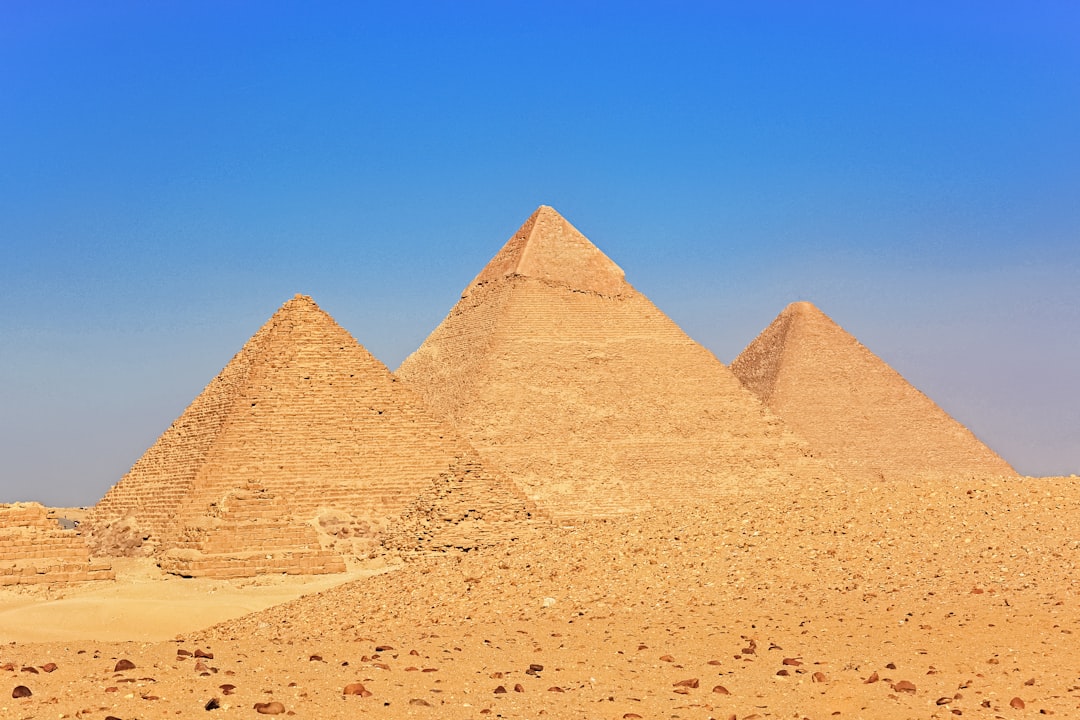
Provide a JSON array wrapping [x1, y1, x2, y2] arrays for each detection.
[[160, 548, 346, 579]]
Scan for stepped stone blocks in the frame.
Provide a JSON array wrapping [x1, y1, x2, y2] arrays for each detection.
[[382, 452, 548, 554], [730, 301, 1016, 481], [396, 206, 830, 521], [88, 294, 539, 574], [160, 482, 346, 579], [0, 503, 114, 586]]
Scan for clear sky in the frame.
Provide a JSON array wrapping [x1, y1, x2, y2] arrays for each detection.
[[1, 2, 1077, 506]]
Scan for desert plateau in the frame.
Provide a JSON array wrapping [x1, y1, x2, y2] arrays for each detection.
[[2, 208, 1076, 720]]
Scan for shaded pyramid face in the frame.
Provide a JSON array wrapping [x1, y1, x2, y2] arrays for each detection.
[[396, 206, 828, 520], [730, 301, 1016, 480], [88, 295, 538, 562]]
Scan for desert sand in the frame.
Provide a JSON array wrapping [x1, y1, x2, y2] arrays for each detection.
[[3, 473, 1079, 718]]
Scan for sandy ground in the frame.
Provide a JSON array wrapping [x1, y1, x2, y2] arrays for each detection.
[[3, 473, 1079, 719], [0, 558, 392, 643]]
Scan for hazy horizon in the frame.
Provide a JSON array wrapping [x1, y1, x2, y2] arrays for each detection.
[[2, 2, 1077, 506]]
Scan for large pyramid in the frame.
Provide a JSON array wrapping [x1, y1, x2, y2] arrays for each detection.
[[730, 301, 1016, 480], [87, 294, 541, 572], [395, 206, 828, 520]]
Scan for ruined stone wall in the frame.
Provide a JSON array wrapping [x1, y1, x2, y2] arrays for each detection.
[[382, 452, 548, 554], [0, 503, 114, 586], [160, 484, 345, 579]]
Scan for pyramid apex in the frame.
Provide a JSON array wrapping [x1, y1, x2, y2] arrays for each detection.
[[467, 206, 628, 296]]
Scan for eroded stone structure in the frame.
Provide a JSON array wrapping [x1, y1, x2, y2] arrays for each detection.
[[88, 295, 540, 576], [0, 503, 114, 585], [730, 301, 1016, 480], [396, 206, 829, 520]]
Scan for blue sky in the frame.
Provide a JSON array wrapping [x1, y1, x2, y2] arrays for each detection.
[[1, 2, 1077, 505]]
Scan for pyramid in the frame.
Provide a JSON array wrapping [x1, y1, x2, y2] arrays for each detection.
[[730, 301, 1016, 480], [395, 206, 828, 520], [87, 294, 540, 572]]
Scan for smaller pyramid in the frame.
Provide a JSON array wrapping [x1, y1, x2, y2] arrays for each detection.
[[730, 301, 1016, 480], [87, 294, 542, 572]]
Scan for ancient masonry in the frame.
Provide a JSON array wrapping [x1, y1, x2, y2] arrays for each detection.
[[730, 301, 1016, 480], [87, 295, 541, 577], [396, 205, 831, 521], [0, 503, 114, 586]]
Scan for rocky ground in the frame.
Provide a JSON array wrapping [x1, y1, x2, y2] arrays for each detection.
[[3, 472, 1079, 719]]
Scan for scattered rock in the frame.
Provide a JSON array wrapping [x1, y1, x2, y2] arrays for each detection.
[[891, 680, 917, 694], [673, 678, 699, 688], [494, 685, 507, 693], [114, 659, 136, 672], [219, 684, 236, 695], [40, 663, 57, 673], [409, 698, 433, 706], [343, 683, 372, 697], [12, 685, 31, 698], [712, 685, 730, 695], [1011, 697, 1026, 709], [254, 700, 286, 714], [205, 696, 221, 710]]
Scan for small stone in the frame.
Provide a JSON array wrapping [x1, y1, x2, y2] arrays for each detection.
[[707, 659, 723, 666], [1010, 697, 1026, 709], [254, 700, 286, 714], [20, 667, 38, 674], [624, 714, 643, 719], [812, 672, 828, 683], [529, 663, 544, 672], [494, 685, 507, 694], [309, 655, 323, 662], [782, 658, 803, 666], [937, 697, 952, 705], [886, 662, 897, 670], [40, 663, 58, 673], [514, 684, 524, 693], [343, 683, 372, 697], [865, 671, 880, 684], [177, 649, 192, 657], [892, 680, 917, 694], [114, 659, 136, 672], [409, 698, 432, 706], [712, 685, 730, 695], [205, 697, 221, 710], [673, 678, 699, 688], [776, 669, 790, 676], [195, 649, 214, 659], [375, 645, 394, 652], [12, 685, 32, 698], [548, 686, 564, 692], [220, 684, 237, 695], [1024, 678, 1036, 686], [659, 655, 676, 662]]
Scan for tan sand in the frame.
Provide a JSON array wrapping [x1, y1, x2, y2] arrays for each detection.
[[2, 472, 1078, 719]]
